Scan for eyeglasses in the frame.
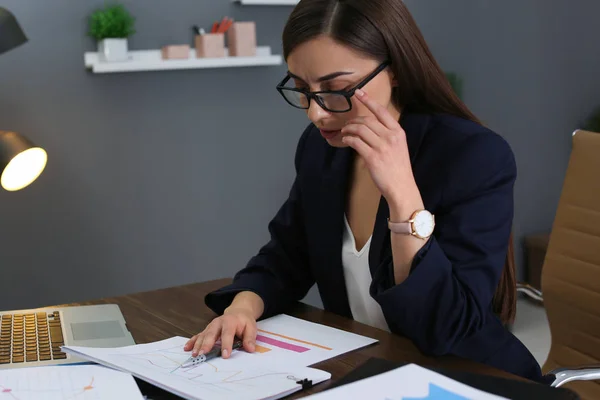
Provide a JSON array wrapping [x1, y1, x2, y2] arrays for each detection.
[[276, 61, 391, 113]]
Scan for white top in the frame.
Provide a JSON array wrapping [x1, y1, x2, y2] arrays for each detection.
[[342, 215, 391, 332]]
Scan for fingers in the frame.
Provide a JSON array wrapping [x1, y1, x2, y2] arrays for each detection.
[[342, 121, 381, 150], [345, 116, 385, 137], [195, 323, 221, 357], [220, 319, 237, 359], [354, 88, 399, 130], [191, 334, 205, 357], [342, 135, 374, 162], [242, 321, 257, 353], [185, 310, 258, 359], [184, 334, 198, 351]]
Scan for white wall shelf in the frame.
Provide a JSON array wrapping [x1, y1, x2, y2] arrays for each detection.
[[233, 0, 299, 5], [84, 46, 282, 74]]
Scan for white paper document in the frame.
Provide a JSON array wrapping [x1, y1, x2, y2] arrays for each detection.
[[251, 314, 378, 367], [303, 364, 508, 400], [64, 337, 329, 400], [0, 364, 144, 400], [62, 314, 377, 400]]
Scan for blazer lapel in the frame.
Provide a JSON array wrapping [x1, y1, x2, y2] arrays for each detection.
[[316, 113, 431, 315], [317, 145, 354, 318]]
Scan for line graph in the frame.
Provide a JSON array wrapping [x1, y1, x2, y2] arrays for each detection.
[[61, 319, 356, 400], [108, 344, 301, 395], [0, 373, 96, 400]]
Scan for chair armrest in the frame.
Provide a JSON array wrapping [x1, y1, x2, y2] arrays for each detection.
[[548, 366, 600, 387], [516, 282, 543, 302]]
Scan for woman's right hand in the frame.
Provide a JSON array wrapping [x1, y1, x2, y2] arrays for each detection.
[[184, 292, 264, 359]]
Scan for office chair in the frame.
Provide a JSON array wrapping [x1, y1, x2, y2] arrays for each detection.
[[517, 130, 600, 399]]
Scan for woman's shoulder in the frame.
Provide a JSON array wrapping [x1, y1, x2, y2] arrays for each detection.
[[428, 114, 513, 157], [422, 113, 516, 173], [422, 114, 517, 200]]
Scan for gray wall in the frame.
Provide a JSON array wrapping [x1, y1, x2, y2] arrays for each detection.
[[1, 1, 598, 310], [0, 0, 306, 309], [410, 0, 600, 286]]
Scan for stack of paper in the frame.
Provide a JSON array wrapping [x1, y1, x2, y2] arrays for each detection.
[[302, 363, 508, 400], [62, 314, 378, 400], [0, 364, 144, 399]]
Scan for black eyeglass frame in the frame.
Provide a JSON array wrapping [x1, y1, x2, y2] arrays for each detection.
[[276, 60, 391, 113]]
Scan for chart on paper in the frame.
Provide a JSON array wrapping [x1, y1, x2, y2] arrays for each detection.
[[110, 342, 304, 388], [64, 337, 331, 400], [121, 314, 375, 368], [303, 364, 507, 400], [247, 314, 377, 366], [63, 314, 376, 400], [0, 364, 143, 400], [0, 374, 96, 400], [253, 328, 332, 354]]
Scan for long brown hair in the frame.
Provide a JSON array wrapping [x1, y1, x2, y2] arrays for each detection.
[[282, 0, 517, 325]]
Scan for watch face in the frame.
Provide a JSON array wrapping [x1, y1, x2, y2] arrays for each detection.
[[413, 210, 435, 238]]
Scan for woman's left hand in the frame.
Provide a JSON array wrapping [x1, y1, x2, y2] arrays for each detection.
[[341, 88, 417, 207]]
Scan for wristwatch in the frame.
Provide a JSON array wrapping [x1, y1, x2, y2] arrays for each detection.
[[388, 209, 435, 240]]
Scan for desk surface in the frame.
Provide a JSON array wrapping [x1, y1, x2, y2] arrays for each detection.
[[76, 279, 523, 397]]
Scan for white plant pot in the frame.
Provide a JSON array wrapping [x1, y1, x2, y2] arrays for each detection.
[[98, 38, 129, 62]]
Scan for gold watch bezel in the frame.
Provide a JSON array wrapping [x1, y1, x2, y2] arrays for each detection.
[[408, 209, 435, 240]]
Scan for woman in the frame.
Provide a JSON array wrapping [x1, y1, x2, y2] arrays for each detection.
[[185, 0, 543, 381]]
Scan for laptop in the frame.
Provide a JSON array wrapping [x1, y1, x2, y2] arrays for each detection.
[[0, 304, 135, 369]]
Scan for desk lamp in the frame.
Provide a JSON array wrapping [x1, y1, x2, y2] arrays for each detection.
[[0, 7, 47, 191]]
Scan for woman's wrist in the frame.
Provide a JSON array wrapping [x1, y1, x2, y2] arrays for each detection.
[[225, 291, 264, 320], [387, 183, 425, 222]]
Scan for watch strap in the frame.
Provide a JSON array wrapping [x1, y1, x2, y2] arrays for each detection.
[[387, 219, 413, 235]]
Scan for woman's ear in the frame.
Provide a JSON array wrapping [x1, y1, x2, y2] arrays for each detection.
[[387, 69, 398, 87]]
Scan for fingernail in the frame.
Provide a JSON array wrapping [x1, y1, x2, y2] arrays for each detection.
[[222, 349, 229, 358], [356, 89, 365, 97]]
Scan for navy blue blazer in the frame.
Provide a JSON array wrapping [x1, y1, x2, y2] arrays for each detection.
[[205, 113, 543, 382]]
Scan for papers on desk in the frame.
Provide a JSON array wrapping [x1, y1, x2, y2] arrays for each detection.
[[62, 314, 378, 400], [0, 364, 144, 399], [303, 363, 508, 400], [64, 337, 330, 400], [250, 314, 379, 367]]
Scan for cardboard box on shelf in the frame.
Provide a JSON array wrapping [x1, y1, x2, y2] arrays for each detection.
[[195, 33, 225, 58], [161, 45, 190, 60], [227, 22, 257, 57]]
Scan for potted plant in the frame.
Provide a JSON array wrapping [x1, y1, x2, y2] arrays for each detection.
[[584, 106, 600, 133], [88, 4, 135, 62], [445, 72, 464, 100]]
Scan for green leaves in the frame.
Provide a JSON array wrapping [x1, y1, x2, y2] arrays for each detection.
[[584, 106, 600, 133], [88, 4, 135, 40], [445, 72, 464, 100]]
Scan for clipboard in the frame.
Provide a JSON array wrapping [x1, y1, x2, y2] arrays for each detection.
[[331, 358, 580, 400], [135, 376, 316, 400]]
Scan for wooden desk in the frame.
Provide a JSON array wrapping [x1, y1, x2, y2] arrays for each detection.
[[76, 279, 522, 397]]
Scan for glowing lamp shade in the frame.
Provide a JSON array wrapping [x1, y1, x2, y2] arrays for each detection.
[[0, 131, 47, 191]]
